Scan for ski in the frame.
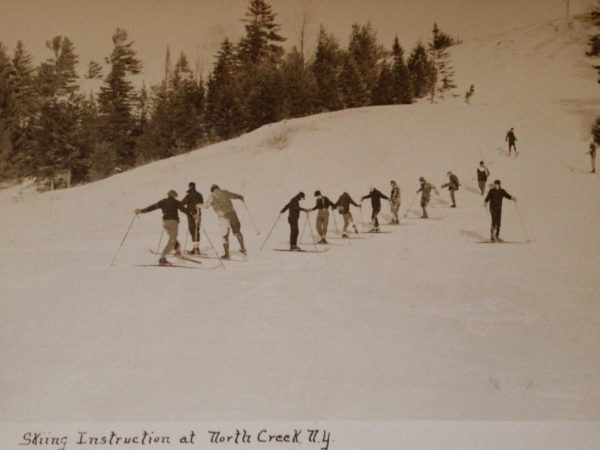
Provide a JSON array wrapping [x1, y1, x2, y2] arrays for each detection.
[[195, 253, 247, 263], [134, 264, 198, 269], [273, 248, 330, 253], [477, 240, 530, 244], [148, 248, 202, 264]]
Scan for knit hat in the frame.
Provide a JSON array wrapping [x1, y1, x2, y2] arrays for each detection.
[[419, 177, 425, 182], [493, 179, 501, 185], [210, 184, 219, 192], [314, 190, 321, 197], [167, 189, 178, 198], [188, 182, 195, 189], [299, 191, 305, 199]]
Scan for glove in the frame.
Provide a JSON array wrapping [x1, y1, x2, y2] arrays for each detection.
[[512, 196, 517, 202], [135, 209, 141, 215]]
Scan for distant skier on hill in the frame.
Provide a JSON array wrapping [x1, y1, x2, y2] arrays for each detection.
[[484, 179, 517, 242], [361, 186, 389, 232], [506, 127, 518, 157], [200, 184, 247, 259], [465, 84, 475, 104], [477, 161, 490, 195], [311, 190, 336, 244], [588, 141, 597, 174], [334, 192, 360, 238], [389, 180, 401, 224], [180, 182, 203, 254], [135, 189, 187, 265], [441, 171, 460, 207], [281, 192, 310, 250], [417, 177, 439, 219]]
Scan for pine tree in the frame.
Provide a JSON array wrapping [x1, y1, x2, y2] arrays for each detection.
[[371, 61, 394, 105], [339, 52, 368, 108], [428, 23, 457, 102], [97, 28, 142, 168], [238, 0, 286, 66], [281, 47, 316, 117], [390, 37, 412, 104], [347, 22, 384, 102], [310, 26, 343, 111], [407, 42, 436, 99], [206, 39, 245, 139], [0, 43, 16, 177], [587, 1, 600, 82]]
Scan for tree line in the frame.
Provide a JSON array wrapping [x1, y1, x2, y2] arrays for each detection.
[[0, 0, 458, 187]]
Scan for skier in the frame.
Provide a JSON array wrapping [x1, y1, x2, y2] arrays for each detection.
[[417, 177, 439, 219], [465, 84, 475, 104], [334, 192, 360, 238], [180, 182, 203, 254], [280, 192, 310, 250], [484, 179, 517, 242], [311, 190, 336, 244], [505, 127, 517, 157], [361, 186, 389, 232], [440, 171, 460, 208], [588, 141, 597, 174], [200, 184, 247, 259], [389, 180, 401, 224], [476, 161, 490, 195], [135, 189, 187, 265]]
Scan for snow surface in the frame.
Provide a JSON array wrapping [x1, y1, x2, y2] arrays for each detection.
[[1, 16, 599, 422]]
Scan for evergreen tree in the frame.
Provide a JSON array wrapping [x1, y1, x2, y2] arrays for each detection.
[[206, 39, 245, 139], [390, 37, 412, 104], [339, 52, 368, 108], [238, 0, 286, 66], [0, 43, 16, 177], [428, 23, 457, 102], [371, 61, 394, 105], [587, 1, 600, 82], [407, 42, 436, 99], [310, 26, 343, 111], [281, 47, 316, 117], [347, 22, 384, 102], [97, 28, 142, 168]]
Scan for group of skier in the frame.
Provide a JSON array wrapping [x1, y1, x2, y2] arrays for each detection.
[[134, 158, 522, 265]]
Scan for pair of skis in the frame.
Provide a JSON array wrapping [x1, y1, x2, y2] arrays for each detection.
[[138, 249, 222, 269]]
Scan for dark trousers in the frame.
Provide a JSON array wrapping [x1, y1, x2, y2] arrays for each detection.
[[186, 213, 201, 242], [371, 206, 380, 228], [289, 217, 299, 246], [490, 208, 502, 237], [508, 142, 516, 154]]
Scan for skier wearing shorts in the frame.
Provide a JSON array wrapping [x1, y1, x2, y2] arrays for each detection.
[[201, 184, 246, 259]]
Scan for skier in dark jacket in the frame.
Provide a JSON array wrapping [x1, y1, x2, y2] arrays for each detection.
[[484, 179, 517, 242], [588, 141, 597, 174], [334, 192, 360, 237], [312, 190, 336, 244], [135, 189, 188, 265], [506, 127, 517, 157], [180, 182, 203, 254], [476, 161, 490, 195], [361, 187, 389, 232], [441, 171, 460, 207], [281, 192, 310, 250]]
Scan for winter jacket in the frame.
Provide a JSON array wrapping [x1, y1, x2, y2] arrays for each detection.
[[485, 188, 512, 211], [361, 189, 389, 209], [334, 193, 359, 213], [442, 174, 460, 191], [418, 182, 437, 200], [312, 196, 335, 211], [477, 166, 490, 182], [281, 193, 306, 220], [181, 188, 203, 215], [590, 143, 597, 156], [506, 131, 517, 143], [141, 197, 187, 222], [202, 189, 243, 217], [390, 186, 401, 204]]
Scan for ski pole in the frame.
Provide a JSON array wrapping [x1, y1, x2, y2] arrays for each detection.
[[242, 200, 261, 235], [155, 228, 164, 253], [259, 213, 281, 250], [300, 211, 309, 242], [110, 214, 137, 267], [403, 192, 417, 218], [514, 201, 530, 242], [200, 224, 226, 270], [305, 211, 319, 251]]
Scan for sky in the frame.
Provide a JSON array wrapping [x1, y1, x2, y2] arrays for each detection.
[[0, 0, 594, 87]]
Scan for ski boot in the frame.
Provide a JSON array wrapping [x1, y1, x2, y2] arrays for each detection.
[[159, 256, 170, 265], [290, 245, 302, 251]]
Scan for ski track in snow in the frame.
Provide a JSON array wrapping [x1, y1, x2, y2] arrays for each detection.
[[0, 16, 599, 421]]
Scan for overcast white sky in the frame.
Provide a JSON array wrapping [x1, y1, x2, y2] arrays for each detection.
[[0, 0, 594, 86]]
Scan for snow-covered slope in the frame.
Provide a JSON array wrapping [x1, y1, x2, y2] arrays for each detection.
[[1, 15, 599, 421]]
